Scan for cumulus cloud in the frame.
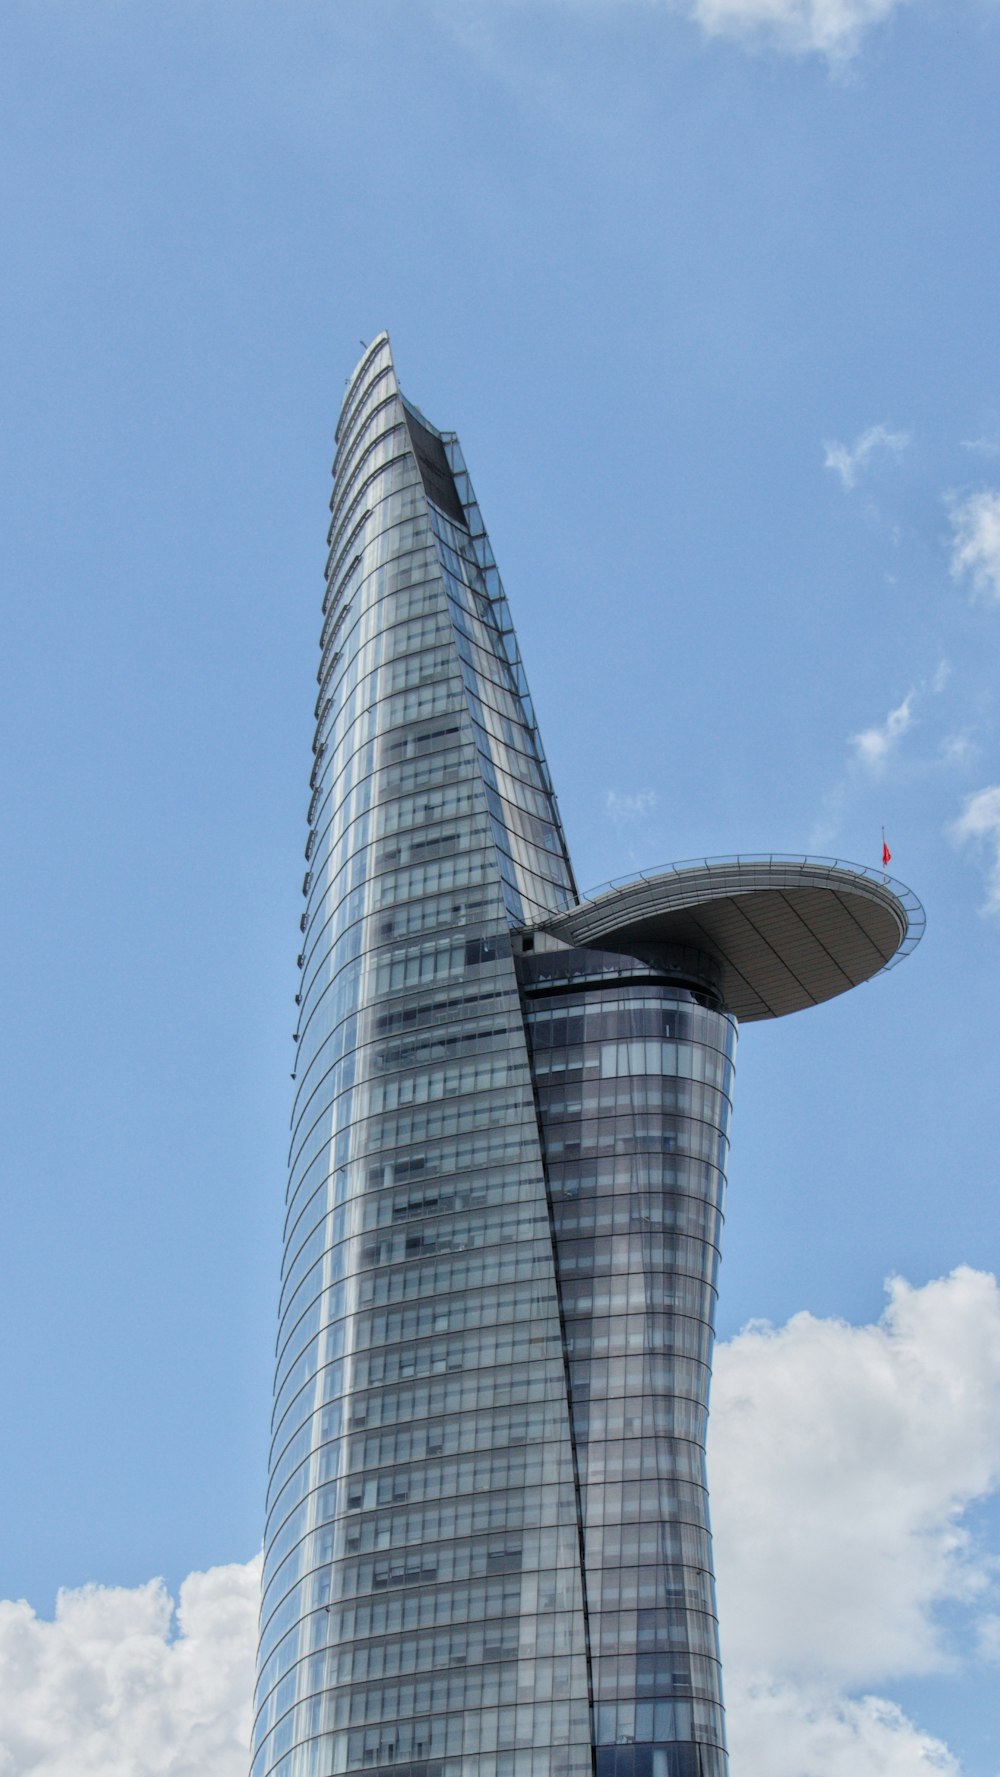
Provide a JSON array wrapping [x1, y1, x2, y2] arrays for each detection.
[[824, 422, 912, 489], [0, 1558, 260, 1777], [711, 1268, 1000, 1688], [939, 729, 977, 768], [977, 1615, 1000, 1663], [850, 689, 916, 772], [949, 784, 1000, 913], [689, 0, 912, 58], [605, 787, 657, 822], [444, 0, 913, 62], [814, 663, 968, 845], [948, 488, 1000, 602], [849, 665, 954, 777], [726, 1676, 960, 1775]]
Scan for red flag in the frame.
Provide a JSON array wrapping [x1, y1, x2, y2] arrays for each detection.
[[882, 837, 892, 868]]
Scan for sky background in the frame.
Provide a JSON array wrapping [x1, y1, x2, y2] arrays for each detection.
[[1, 1, 999, 1772]]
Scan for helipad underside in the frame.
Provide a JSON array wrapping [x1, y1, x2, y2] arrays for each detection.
[[533, 856, 924, 1021]]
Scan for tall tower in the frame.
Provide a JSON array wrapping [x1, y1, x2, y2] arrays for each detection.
[[252, 335, 922, 1777]]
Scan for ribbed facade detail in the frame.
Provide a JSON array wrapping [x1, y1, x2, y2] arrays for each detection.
[[518, 948, 735, 1777]]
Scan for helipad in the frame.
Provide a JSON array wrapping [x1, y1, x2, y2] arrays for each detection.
[[531, 854, 924, 1021]]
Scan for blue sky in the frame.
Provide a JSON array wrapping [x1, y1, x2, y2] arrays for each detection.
[[1, 2, 999, 1773]]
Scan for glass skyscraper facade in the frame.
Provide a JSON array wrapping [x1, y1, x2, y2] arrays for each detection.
[[252, 334, 922, 1777]]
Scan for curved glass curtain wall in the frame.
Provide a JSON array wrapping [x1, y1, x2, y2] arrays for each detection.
[[253, 336, 592, 1777], [518, 946, 735, 1777], [254, 333, 737, 1777]]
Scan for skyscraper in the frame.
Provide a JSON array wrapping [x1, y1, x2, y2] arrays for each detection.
[[252, 334, 922, 1777]]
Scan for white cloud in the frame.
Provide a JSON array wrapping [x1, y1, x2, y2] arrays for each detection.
[[443, 0, 913, 62], [961, 437, 1000, 459], [715, 1268, 1000, 1771], [824, 422, 912, 489], [0, 1558, 260, 1777], [949, 783, 1000, 913], [726, 1676, 960, 1775], [939, 730, 977, 768], [689, 0, 912, 58], [815, 663, 971, 845], [710, 1268, 1000, 1686], [605, 787, 657, 822], [977, 1615, 1000, 1663], [851, 689, 916, 772], [948, 488, 1000, 603]]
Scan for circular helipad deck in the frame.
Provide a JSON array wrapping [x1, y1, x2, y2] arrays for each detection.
[[532, 855, 924, 1022]]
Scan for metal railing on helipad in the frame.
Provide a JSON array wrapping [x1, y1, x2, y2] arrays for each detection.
[[572, 852, 926, 968]]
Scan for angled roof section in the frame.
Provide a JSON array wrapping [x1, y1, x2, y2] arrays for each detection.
[[531, 855, 924, 1021]]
